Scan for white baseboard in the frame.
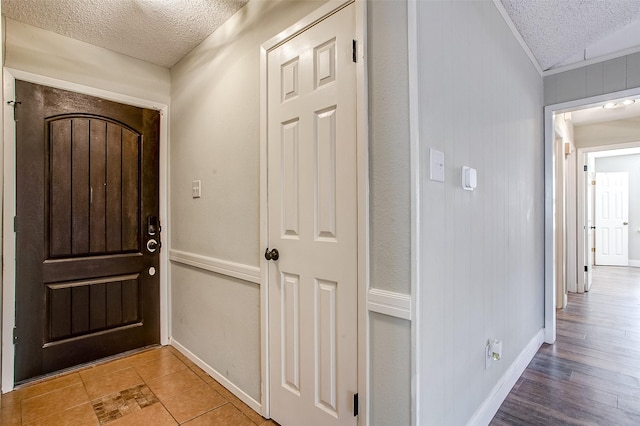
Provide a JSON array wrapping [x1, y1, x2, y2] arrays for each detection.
[[170, 338, 262, 415], [466, 328, 545, 426], [628, 260, 640, 268]]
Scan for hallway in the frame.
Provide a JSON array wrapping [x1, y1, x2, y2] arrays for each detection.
[[0, 346, 275, 425], [492, 266, 640, 425]]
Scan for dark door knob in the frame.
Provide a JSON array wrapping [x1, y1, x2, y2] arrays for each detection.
[[265, 248, 279, 261]]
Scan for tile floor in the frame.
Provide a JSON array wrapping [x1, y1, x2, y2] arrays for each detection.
[[0, 346, 277, 425]]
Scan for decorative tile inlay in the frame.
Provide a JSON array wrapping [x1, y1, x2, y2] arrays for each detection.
[[91, 383, 159, 424]]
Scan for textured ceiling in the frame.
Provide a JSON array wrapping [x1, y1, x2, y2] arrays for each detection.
[[6, 0, 640, 73], [501, 0, 640, 71], [1, 0, 249, 68]]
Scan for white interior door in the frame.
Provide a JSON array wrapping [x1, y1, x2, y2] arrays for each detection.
[[266, 4, 357, 426], [595, 172, 629, 266], [585, 160, 595, 290]]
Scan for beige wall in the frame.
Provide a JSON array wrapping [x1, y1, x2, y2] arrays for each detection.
[[367, 1, 412, 424], [4, 18, 170, 104], [169, 0, 327, 405], [171, 0, 415, 421], [417, 1, 545, 424], [574, 117, 640, 148]]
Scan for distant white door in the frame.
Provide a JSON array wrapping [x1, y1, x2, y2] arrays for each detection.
[[585, 162, 595, 290], [266, 4, 357, 426], [595, 172, 629, 266]]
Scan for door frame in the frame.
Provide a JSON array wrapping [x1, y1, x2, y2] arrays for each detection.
[[259, 0, 368, 421], [1, 68, 171, 392], [576, 148, 590, 293], [544, 86, 640, 344], [578, 145, 640, 284]]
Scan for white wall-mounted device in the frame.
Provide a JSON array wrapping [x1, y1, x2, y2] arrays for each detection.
[[462, 166, 477, 191]]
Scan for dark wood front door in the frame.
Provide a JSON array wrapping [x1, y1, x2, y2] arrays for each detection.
[[14, 81, 161, 383]]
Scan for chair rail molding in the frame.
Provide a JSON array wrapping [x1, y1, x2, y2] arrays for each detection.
[[169, 249, 260, 284], [367, 288, 412, 320]]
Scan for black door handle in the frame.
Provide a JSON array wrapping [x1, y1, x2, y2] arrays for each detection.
[[147, 215, 160, 236], [265, 248, 279, 261]]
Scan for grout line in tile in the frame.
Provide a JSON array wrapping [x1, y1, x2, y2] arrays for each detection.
[[176, 402, 232, 426]]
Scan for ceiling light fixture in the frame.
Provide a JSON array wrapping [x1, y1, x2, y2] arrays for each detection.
[[602, 99, 636, 109]]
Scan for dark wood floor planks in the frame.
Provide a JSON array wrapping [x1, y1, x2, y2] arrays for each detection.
[[491, 266, 640, 425]]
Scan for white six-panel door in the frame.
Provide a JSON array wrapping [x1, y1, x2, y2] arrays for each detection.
[[266, 4, 357, 426], [595, 172, 629, 266], [586, 163, 594, 290]]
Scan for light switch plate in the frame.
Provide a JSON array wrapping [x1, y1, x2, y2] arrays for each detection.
[[430, 149, 445, 182], [192, 180, 201, 198]]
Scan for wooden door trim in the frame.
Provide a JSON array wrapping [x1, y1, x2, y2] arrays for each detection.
[[259, 1, 369, 421], [1, 68, 170, 392]]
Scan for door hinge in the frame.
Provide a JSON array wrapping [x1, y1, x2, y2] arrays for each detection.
[[584, 265, 588, 272], [592, 180, 596, 185], [584, 165, 588, 172], [14, 216, 17, 233], [7, 100, 21, 121], [13, 327, 18, 343], [353, 393, 359, 416], [352, 40, 357, 63], [591, 247, 596, 252]]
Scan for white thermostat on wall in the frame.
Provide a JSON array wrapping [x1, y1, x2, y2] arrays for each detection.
[[462, 166, 477, 191]]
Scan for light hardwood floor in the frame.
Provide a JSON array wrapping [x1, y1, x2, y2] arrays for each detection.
[[492, 266, 640, 425]]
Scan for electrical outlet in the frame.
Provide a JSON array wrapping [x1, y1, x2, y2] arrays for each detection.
[[485, 339, 503, 369], [192, 180, 201, 198]]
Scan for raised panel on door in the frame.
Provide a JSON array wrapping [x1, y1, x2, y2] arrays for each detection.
[[282, 119, 301, 239], [46, 275, 141, 343], [315, 107, 337, 241], [315, 278, 338, 416], [281, 272, 301, 394], [47, 117, 141, 259]]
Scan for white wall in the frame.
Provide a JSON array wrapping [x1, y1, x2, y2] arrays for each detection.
[[595, 154, 640, 263], [169, 0, 326, 404], [4, 18, 170, 104], [416, 1, 545, 424], [367, 1, 412, 424]]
